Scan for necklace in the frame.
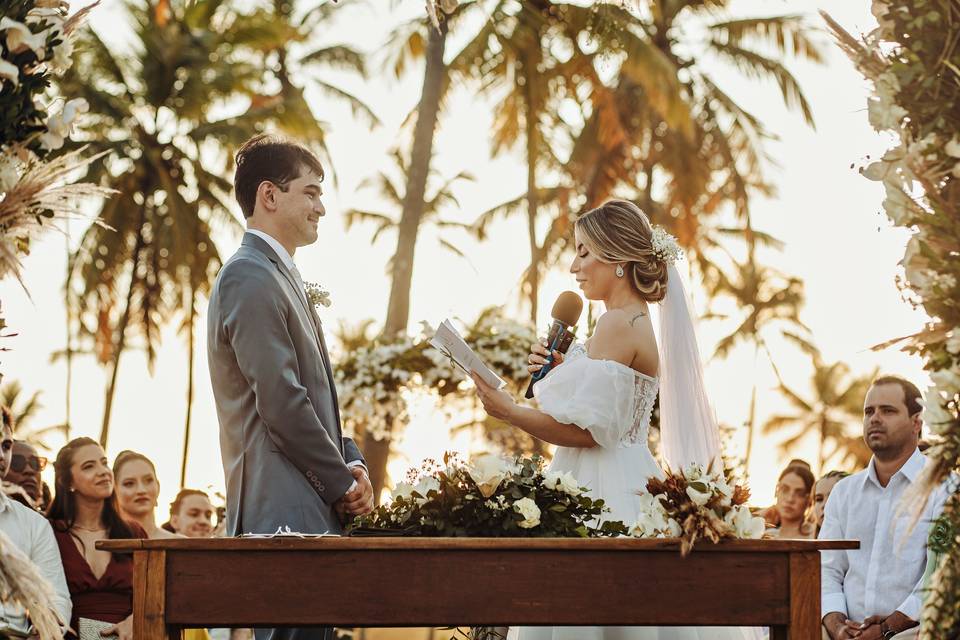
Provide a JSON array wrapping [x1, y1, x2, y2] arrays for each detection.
[[73, 524, 107, 532]]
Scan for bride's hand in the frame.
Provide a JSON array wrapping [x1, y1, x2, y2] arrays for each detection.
[[471, 372, 518, 423], [527, 338, 563, 374]]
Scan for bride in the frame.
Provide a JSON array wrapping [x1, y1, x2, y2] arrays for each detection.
[[471, 199, 762, 640]]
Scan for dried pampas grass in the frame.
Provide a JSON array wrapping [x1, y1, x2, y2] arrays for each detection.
[[0, 529, 63, 640]]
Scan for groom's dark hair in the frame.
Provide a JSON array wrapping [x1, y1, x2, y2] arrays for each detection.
[[234, 133, 325, 218]]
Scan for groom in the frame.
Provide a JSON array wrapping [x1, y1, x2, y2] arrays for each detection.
[[207, 134, 374, 640]]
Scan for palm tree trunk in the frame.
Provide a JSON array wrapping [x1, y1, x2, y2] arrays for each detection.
[[523, 61, 540, 324], [369, 18, 449, 503], [99, 219, 146, 448], [181, 288, 196, 488]]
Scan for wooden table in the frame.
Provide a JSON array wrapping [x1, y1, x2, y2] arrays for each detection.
[[99, 537, 857, 640]]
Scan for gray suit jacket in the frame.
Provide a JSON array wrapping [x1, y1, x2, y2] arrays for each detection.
[[207, 232, 364, 536]]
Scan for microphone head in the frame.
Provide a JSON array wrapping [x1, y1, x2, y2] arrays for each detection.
[[551, 291, 583, 326]]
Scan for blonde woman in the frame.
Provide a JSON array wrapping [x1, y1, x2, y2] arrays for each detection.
[[113, 451, 181, 540], [472, 200, 762, 640]]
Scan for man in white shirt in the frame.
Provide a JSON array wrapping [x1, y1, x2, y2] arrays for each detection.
[[0, 407, 72, 634], [820, 376, 950, 640]]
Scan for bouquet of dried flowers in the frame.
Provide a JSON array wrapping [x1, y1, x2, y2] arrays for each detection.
[[629, 462, 765, 556]]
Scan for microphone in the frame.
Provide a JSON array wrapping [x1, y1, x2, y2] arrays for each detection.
[[524, 291, 583, 399]]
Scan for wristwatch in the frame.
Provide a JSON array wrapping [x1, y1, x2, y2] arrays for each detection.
[[880, 622, 896, 639]]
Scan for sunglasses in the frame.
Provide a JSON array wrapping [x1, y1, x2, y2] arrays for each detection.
[[10, 454, 48, 473]]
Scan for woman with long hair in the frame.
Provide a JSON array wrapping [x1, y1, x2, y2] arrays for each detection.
[[472, 200, 761, 640], [766, 463, 816, 539], [48, 437, 144, 640], [113, 450, 180, 539]]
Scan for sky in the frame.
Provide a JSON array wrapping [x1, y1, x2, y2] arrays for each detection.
[[0, 0, 930, 515]]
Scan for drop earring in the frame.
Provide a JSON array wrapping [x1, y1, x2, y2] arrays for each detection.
[[615, 264, 624, 278]]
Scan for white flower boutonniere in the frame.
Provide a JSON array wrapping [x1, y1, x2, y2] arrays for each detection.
[[304, 281, 331, 309]]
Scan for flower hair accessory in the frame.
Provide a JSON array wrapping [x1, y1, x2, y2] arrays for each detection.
[[304, 281, 331, 308], [651, 227, 682, 265]]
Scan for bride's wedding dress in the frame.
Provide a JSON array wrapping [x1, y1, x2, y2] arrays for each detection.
[[507, 264, 764, 640]]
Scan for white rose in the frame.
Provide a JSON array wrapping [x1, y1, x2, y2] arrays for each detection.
[[391, 481, 416, 502], [544, 471, 582, 496], [685, 483, 712, 507], [513, 497, 541, 529], [467, 453, 511, 498], [0, 154, 19, 193], [724, 505, 765, 539], [413, 476, 440, 503]]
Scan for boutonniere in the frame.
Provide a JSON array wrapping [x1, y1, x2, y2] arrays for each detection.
[[304, 281, 331, 309]]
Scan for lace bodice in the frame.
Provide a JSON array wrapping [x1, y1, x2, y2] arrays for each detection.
[[534, 343, 659, 449]]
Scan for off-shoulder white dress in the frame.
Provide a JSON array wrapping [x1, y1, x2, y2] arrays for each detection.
[[507, 344, 764, 640]]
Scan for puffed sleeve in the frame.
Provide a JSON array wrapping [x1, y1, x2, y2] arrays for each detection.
[[533, 356, 637, 449]]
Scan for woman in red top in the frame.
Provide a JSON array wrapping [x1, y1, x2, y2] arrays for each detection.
[[48, 437, 145, 640]]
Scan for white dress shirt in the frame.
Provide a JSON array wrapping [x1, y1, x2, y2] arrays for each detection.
[[0, 490, 72, 632], [244, 228, 366, 490], [819, 448, 951, 622]]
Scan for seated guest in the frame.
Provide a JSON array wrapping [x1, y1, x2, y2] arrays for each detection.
[[765, 462, 817, 539], [821, 376, 952, 640], [0, 407, 72, 634], [113, 451, 180, 539], [5, 440, 48, 510], [813, 470, 849, 533], [169, 489, 214, 538], [48, 437, 145, 640]]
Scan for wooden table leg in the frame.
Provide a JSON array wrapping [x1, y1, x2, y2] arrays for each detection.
[[789, 551, 821, 639], [771, 626, 788, 640], [134, 550, 170, 640]]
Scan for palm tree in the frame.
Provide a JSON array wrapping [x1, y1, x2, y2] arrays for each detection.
[[62, 0, 371, 462], [531, 3, 822, 284], [364, 1, 488, 501], [0, 381, 68, 452], [705, 254, 815, 467], [763, 357, 876, 472], [345, 148, 474, 266], [344, 148, 472, 500], [450, 0, 575, 322]]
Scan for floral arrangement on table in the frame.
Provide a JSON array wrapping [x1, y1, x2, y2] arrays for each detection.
[[350, 452, 629, 538], [628, 463, 764, 556], [0, 530, 60, 640], [823, 3, 960, 634]]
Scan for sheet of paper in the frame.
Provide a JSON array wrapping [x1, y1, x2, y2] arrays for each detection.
[[429, 320, 506, 389]]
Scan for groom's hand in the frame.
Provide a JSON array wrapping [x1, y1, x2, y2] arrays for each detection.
[[340, 466, 374, 516]]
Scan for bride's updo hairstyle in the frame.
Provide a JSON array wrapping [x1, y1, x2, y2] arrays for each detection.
[[574, 199, 669, 303]]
